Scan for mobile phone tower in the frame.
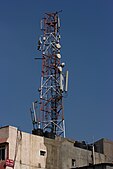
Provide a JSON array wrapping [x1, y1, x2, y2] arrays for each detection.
[[31, 12, 68, 138]]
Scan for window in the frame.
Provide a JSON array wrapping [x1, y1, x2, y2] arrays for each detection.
[[40, 150, 46, 156], [0, 145, 6, 160], [72, 159, 76, 167]]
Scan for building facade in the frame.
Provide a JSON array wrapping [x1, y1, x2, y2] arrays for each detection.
[[72, 163, 113, 169], [0, 126, 113, 169]]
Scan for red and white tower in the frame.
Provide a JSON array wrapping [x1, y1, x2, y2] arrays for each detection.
[[31, 12, 68, 138]]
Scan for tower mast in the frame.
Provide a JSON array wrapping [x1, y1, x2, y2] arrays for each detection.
[[31, 12, 68, 138]]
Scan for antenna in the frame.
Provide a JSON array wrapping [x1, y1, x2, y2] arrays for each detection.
[[30, 101, 38, 130], [31, 12, 68, 138], [65, 70, 69, 92], [58, 16, 60, 28], [92, 136, 95, 164]]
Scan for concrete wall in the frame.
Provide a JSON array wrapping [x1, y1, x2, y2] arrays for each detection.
[[95, 139, 104, 154], [0, 126, 9, 169], [0, 126, 9, 143], [0, 126, 113, 169], [95, 138, 113, 163], [8, 126, 47, 169], [74, 164, 113, 169], [103, 139, 113, 163], [44, 137, 105, 169]]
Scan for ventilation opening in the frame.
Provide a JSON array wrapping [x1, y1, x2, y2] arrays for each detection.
[[40, 150, 46, 156]]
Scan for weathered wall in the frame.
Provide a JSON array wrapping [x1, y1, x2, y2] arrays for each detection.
[[0, 126, 9, 169], [0, 126, 113, 169], [103, 139, 113, 163], [95, 138, 113, 163], [44, 137, 105, 169], [44, 137, 62, 169], [95, 139, 104, 153], [72, 164, 113, 169], [7, 126, 47, 169], [0, 126, 9, 143]]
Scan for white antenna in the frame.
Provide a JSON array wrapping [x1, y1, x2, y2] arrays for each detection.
[[60, 73, 64, 91], [32, 102, 37, 123], [65, 70, 69, 92], [58, 16, 60, 28], [40, 19, 43, 30]]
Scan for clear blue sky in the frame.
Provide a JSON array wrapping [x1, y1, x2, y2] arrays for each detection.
[[0, 0, 113, 142]]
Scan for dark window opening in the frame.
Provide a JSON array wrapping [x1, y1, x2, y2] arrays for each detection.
[[0, 145, 6, 160], [72, 159, 76, 167], [40, 150, 46, 156]]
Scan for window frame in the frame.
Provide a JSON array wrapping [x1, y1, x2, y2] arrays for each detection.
[[72, 159, 76, 167], [0, 143, 8, 161]]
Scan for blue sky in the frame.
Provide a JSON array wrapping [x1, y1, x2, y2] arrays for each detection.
[[0, 0, 113, 142]]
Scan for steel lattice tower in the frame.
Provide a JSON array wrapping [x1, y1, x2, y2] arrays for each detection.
[[31, 12, 68, 137]]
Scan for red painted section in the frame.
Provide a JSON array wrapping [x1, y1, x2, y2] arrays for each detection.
[[5, 159, 14, 168], [0, 139, 7, 144], [0, 161, 5, 169]]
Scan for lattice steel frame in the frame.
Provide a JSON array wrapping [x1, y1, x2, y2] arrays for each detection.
[[38, 12, 65, 137]]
